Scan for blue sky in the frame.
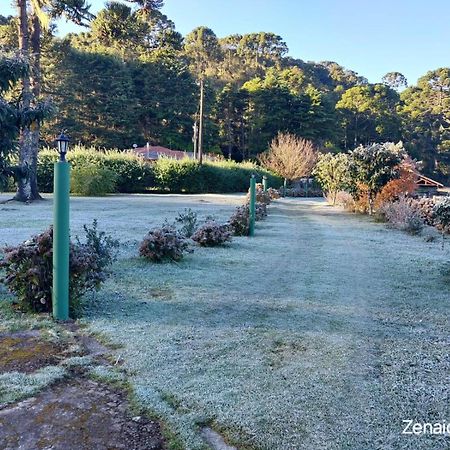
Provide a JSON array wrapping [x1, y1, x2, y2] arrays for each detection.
[[4, 0, 450, 84]]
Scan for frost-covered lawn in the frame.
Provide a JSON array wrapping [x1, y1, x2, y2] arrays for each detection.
[[1, 194, 449, 450]]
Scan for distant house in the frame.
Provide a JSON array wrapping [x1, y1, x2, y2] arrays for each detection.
[[414, 172, 444, 196], [131, 144, 194, 161]]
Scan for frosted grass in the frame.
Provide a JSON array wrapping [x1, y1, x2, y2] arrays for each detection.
[[1, 195, 449, 449], [0, 366, 67, 405]]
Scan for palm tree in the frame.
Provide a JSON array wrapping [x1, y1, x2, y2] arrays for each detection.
[[14, 0, 92, 202]]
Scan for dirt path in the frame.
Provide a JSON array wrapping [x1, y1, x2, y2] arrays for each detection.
[[0, 328, 167, 450]]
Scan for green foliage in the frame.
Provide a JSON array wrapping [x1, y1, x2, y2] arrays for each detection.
[[313, 153, 351, 205], [153, 157, 281, 193], [139, 225, 189, 262], [71, 165, 117, 196], [191, 221, 232, 247], [37, 147, 153, 193], [400, 68, 450, 180], [336, 83, 401, 148], [433, 198, 450, 232], [175, 208, 199, 238], [349, 142, 405, 214], [0, 223, 118, 315]]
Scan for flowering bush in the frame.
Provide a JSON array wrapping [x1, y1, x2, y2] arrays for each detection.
[[192, 221, 232, 247], [379, 197, 424, 234], [0, 223, 118, 315], [139, 225, 189, 262]]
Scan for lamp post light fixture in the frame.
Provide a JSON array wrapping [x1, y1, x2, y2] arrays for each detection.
[[249, 174, 256, 237], [56, 132, 70, 161], [52, 131, 71, 321]]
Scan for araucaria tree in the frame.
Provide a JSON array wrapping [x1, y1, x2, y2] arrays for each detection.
[[259, 132, 318, 189], [349, 142, 405, 215], [313, 153, 350, 205]]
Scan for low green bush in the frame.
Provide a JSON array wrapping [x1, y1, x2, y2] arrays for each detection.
[[153, 157, 281, 193], [38, 147, 281, 194], [71, 165, 117, 196], [38, 147, 153, 193], [175, 208, 199, 238]]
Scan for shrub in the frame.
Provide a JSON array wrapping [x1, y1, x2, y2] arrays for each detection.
[[374, 166, 418, 208], [192, 221, 232, 247], [246, 184, 271, 205], [379, 197, 424, 234], [331, 191, 356, 211], [37, 147, 153, 194], [267, 187, 280, 200], [139, 225, 189, 262], [433, 197, 450, 234], [229, 205, 250, 236], [71, 165, 117, 196], [175, 208, 199, 238], [153, 157, 281, 193], [408, 197, 436, 226], [101, 150, 154, 193], [255, 202, 267, 220], [0, 223, 118, 315]]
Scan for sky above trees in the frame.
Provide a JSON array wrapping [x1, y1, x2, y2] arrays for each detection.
[[4, 0, 450, 84]]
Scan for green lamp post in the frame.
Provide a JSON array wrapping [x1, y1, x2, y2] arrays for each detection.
[[52, 132, 70, 321], [249, 174, 256, 237]]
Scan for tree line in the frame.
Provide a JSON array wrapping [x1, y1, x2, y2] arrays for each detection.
[[0, 0, 449, 201]]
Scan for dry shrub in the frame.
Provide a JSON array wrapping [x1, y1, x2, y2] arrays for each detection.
[[379, 197, 424, 234], [259, 133, 318, 181], [375, 167, 418, 208], [139, 226, 189, 262], [331, 191, 356, 211], [192, 221, 232, 247]]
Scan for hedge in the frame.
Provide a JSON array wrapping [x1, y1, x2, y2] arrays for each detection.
[[38, 147, 154, 193], [37, 146, 282, 194]]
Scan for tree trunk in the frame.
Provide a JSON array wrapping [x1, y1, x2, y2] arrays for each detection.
[[14, 0, 41, 202], [368, 191, 374, 215]]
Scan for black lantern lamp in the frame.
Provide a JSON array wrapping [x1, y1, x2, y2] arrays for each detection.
[[56, 132, 70, 162]]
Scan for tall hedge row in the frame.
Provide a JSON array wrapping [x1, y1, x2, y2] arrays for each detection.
[[38, 147, 281, 194]]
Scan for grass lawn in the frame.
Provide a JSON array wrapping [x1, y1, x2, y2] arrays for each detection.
[[0, 194, 449, 449]]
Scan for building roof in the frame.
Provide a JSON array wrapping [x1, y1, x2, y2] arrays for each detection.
[[131, 145, 193, 161], [415, 172, 444, 188]]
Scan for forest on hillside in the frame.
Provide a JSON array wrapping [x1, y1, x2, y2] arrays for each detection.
[[1, 0, 449, 182]]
